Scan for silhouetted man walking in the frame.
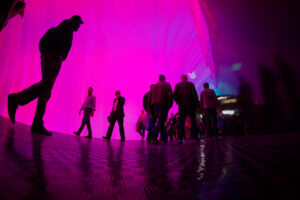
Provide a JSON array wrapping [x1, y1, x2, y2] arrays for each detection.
[[7, 15, 83, 136], [174, 75, 199, 143], [103, 91, 125, 141], [74, 87, 96, 138], [149, 75, 173, 144], [200, 83, 219, 137]]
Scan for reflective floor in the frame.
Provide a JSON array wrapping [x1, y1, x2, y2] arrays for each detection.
[[0, 116, 299, 200]]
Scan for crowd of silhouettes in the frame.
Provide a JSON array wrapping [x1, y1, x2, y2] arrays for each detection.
[[3, 3, 299, 140], [140, 74, 221, 144]]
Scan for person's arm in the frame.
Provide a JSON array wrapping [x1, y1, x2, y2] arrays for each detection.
[[148, 89, 152, 107], [79, 106, 83, 115], [121, 97, 125, 106], [79, 96, 85, 115], [91, 96, 96, 116], [167, 84, 173, 109], [173, 84, 178, 104], [58, 25, 73, 61], [200, 92, 204, 111], [61, 33, 72, 60], [143, 94, 149, 114], [192, 84, 199, 105]]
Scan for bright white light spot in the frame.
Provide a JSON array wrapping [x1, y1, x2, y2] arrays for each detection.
[[218, 96, 228, 100], [222, 110, 235, 115]]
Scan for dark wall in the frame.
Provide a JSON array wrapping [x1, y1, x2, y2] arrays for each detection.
[[202, 0, 300, 102]]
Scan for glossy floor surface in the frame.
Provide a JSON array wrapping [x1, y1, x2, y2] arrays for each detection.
[[0, 117, 299, 200]]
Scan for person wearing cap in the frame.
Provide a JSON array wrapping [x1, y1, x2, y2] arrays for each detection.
[[7, 15, 83, 136]]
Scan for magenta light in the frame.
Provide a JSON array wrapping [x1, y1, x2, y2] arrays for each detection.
[[0, 0, 215, 139]]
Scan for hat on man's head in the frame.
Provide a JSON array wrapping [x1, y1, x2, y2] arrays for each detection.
[[71, 15, 84, 24]]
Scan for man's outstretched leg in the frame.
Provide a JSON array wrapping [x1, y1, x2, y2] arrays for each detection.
[[31, 91, 52, 136], [7, 79, 47, 124], [8, 54, 60, 136]]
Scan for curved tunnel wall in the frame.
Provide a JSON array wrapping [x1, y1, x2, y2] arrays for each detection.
[[0, 0, 216, 139]]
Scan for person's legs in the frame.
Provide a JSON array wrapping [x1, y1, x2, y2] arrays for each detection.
[[75, 117, 86, 135], [32, 90, 51, 126], [205, 108, 218, 137], [30, 76, 58, 136], [146, 117, 154, 141], [188, 107, 198, 139], [32, 54, 61, 126], [117, 117, 125, 140], [140, 123, 145, 139], [85, 109, 92, 137], [203, 109, 211, 137], [211, 108, 218, 137], [160, 123, 168, 142], [106, 114, 117, 139], [152, 105, 167, 142], [178, 106, 187, 141], [152, 105, 161, 141], [8, 53, 61, 127], [8, 79, 53, 124]]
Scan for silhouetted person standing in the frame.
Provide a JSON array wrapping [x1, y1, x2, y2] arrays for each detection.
[[149, 75, 173, 144], [0, 0, 25, 32], [74, 87, 96, 138], [259, 62, 283, 132], [238, 77, 254, 135], [103, 91, 125, 141], [275, 56, 300, 130], [143, 84, 156, 142], [200, 83, 219, 137], [7, 15, 84, 136], [174, 75, 199, 143]]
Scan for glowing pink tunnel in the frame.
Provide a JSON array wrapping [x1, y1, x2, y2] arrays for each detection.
[[0, 0, 215, 139]]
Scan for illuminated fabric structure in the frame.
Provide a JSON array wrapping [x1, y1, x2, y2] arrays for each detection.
[[0, 0, 215, 139]]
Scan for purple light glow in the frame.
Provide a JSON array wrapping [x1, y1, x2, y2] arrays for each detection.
[[0, 0, 215, 139]]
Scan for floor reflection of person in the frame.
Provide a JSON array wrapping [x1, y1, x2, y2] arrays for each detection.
[[74, 87, 96, 138], [77, 138, 93, 193], [4, 128, 48, 199], [106, 142, 124, 187], [7, 15, 84, 136], [103, 91, 125, 141]]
